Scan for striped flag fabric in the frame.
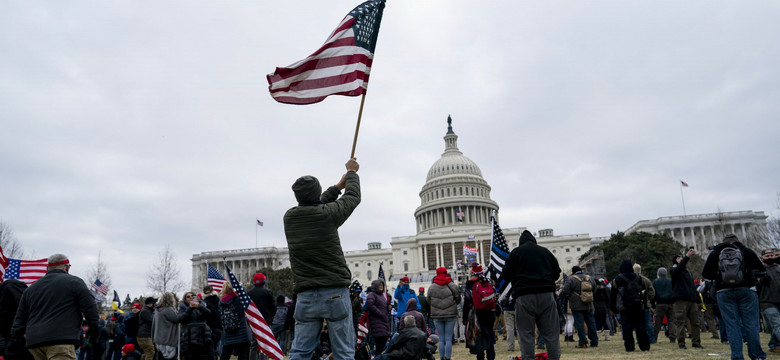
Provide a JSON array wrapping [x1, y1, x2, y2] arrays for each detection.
[[256, 219, 264, 227], [680, 180, 689, 187], [92, 279, 109, 296], [486, 217, 511, 299], [462, 245, 479, 257], [1, 257, 48, 285], [224, 264, 284, 360], [207, 264, 226, 293], [266, 0, 386, 104]]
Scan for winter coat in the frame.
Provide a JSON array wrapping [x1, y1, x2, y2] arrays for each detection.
[[758, 264, 780, 309], [652, 267, 674, 304], [137, 306, 154, 338], [122, 350, 142, 360], [10, 269, 99, 348], [670, 256, 699, 302], [503, 230, 561, 297], [283, 171, 360, 293], [201, 292, 222, 331], [218, 294, 252, 345], [609, 260, 644, 314], [365, 280, 390, 337], [702, 241, 765, 291], [380, 326, 427, 360], [247, 286, 276, 325], [561, 272, 596, 312], [593, 282, 609, 313], [151, 307, 179, 346], [399, 298, 427, 333], [0, 278, 27, 338], [417, 293, 430, 317], [394, 285, 420, 317], [428, 279, 460, 319]]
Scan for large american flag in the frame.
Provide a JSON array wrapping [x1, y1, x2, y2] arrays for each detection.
[[267, 0, 386, 104], [92, 279, 109, 296], [224, 264, 284, 360], [207, 264, 226, 293], [486, 217, 512, 300], [1, 257, 48, 285]]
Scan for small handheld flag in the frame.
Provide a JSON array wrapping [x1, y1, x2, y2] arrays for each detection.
[[207, 264, 226, 293]]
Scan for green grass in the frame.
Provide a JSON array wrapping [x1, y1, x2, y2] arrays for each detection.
[[445, 332, 773, 359]]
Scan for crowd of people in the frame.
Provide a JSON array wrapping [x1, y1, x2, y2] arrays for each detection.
[[2, 157, 778, 360]]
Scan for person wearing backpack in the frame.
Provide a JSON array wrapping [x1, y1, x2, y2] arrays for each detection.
[[560, 265, 598, 348], [609, 259, 650, 352], [463, 263, 496, 360], [671, 249, 703, 350], [632, 263, 656, 344], [219, 282, 252, 360], [702, 234, 766, 360]]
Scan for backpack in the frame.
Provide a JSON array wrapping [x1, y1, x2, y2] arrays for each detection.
[[472, 280, 496, 310], [271, 305, 288, 333], [616, 274, 645, 312], [219, 300, 243, 334], [572, 275, 594, 303], [719, 246, 745, 286]]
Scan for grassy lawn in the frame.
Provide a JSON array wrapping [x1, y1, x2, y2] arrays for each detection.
[[444, 332, 774, 359]]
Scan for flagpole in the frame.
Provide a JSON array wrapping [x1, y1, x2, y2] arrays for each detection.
[[350, 93, 367, 158], [255, 222, 258, 249], [680, 183, 687, 217]]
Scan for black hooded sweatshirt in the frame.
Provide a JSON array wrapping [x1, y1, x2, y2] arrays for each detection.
[[609, 259, 642, 313], [670, 255, 699, 303], [502, 230, 561, 297]]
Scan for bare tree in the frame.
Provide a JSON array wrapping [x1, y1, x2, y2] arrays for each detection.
[[85, 251, 112, 295], [769, 191, 780, 248], [146, 245, 185, 295], [0, 221, 24, 258]]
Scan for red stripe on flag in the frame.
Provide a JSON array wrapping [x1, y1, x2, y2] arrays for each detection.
[[268, 52, 371, 84]]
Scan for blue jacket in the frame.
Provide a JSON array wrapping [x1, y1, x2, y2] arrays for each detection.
[[394, 284, 420, 318]]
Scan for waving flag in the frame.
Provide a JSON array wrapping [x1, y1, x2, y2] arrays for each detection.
[[486, 217, 511, 299], [680, 180, 689, 187], [224, 264, 284, 360], [207, 264, 226, 293], [256, 219, 264, 227], [1, 247, 48, 285], [92, 279, 109, 296], [267, 0, 386, 104]]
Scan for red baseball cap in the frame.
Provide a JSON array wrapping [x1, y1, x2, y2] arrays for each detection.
[[253, 273, 266, 286]]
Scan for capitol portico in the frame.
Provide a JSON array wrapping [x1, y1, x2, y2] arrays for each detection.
[[190, 117, 770, 290]]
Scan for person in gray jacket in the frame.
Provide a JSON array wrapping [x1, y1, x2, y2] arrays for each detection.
[[652, 267, 677, 343], [560, 266, 598, 348], [151, 293, 179, 360], [11, 254, 99, 360], [427, 266, 459, 360], [283, 157, 360, 360]]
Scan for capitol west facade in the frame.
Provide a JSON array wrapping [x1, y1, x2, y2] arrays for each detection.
[[191, 119, 769, 289]]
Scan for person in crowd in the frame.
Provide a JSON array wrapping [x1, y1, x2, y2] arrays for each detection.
[[609, 259, 650, 352], [247, 272, 275, 360], [350, 280, 364, 332], [201, 285, 223, 354], [492, 297, 505, 342], [271, 294, 291, 356], [106, 313, 126, 360], [671, 249, 703, 350], [11, 254, 99, 360], [151, 293, 179, 360], [501, 295, 518, 351], [592, 278, 611, 342], [560, 265, 598, 348], [698, 279, 720, 340], [428, 266, 460, 360], [503, 230, 561, 360], [703, 234, 767, 360], [0, 278, 31, 360], [219, 282, 252, 360], [136, 297, 156, 360], [399, 298, 428, 334], [365, 279, 391, 355], [632, 263, 656, 343], [652, 267, 676, 343], [463, 263, 495, 360], [121, 344, 141, 360], [373, 315, 429, 360], [122, 302, 142, 351], [394, 276, 420, 325], [425, 334, 439, 359], [417, 286, 433, 333], [283, 157, 361, 360], [758, 248, 780, 353], [178, 291, 212, 359]]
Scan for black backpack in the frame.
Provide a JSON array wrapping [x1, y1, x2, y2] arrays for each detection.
[[219, 300, 243, 334], [616, 274, 645, 312], [719, 246, 745, 286]]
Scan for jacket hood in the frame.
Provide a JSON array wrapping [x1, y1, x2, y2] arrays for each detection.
[[657, 267, 667, 278], [371, 279, 385, 292], [518, 230, 537, 245], [619, 259, 635, 274], [406, 297, 417, 310]]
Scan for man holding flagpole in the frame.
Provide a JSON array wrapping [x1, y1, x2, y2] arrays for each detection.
[[283, 157, 361, 360]]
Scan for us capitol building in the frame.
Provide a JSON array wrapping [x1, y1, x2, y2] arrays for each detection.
[[191, 118, 768, 289]]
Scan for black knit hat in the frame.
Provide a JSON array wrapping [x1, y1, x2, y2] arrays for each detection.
[[292, 175, 322, 204], [672, 254, 682, 264]]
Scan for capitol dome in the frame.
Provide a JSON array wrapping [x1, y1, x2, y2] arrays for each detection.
[[414, 116, 499, 234]]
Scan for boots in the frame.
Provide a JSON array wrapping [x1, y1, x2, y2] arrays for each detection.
[[603, 330, 610, 341]]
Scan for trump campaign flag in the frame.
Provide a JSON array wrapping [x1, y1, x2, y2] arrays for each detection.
[[224, 264, 283, 360], [267, 0, 386, 105]]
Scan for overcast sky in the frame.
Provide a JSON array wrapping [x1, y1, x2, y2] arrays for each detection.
[[1, 1, 778, 299]]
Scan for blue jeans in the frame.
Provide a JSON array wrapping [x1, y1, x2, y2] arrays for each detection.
[[289, 287, 354, 360], [433, 317, 456, 359], [763, 307, 780, 350], [572, 310, 598, 346], [644, 309, 655, 343], [718, 288, 766, 360]]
